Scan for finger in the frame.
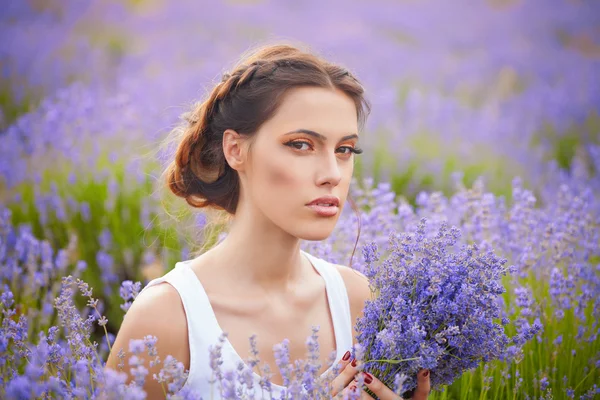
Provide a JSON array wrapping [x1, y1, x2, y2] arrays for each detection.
[[330, 350, 352, 378], [355, 371, 401, 400], [360, 391, 376, 400], [330, 353, 361, 396], [413, 369, 431, 400], [341, 382, 375, 400], [340, 381, 358, 398]]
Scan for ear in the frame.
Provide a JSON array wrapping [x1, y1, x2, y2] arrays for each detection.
[[222, 128, 247, 172]]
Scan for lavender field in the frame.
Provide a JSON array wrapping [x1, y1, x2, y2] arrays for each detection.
[[1, 0, 599, 398]]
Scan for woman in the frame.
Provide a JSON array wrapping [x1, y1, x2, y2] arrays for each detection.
[[106, 43, 431, 399]]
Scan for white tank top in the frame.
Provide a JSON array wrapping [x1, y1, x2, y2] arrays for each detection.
[[137, 249, 354, 398]]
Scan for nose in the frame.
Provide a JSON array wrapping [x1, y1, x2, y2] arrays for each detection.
[[315, 152, 342, 187]]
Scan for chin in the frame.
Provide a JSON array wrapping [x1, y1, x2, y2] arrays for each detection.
[[291, 221, 337, 241]]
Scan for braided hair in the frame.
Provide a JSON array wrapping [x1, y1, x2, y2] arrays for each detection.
[[165, 43, 370, 214]]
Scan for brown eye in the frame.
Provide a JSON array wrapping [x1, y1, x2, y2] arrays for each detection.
[[294, 142, 310, 150], [337, 146, 363, 155], [284, 140, 312, 151]]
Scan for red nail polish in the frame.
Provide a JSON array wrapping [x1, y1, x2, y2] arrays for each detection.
[[342, 351, 351, 361], [363, 372, 373, 384], [423, 370, 429, 377], [351, 358, 357, 367]]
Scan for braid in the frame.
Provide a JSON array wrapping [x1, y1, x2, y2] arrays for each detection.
[[168, 61, 271, 211]]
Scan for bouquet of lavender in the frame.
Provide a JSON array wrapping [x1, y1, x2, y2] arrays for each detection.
[[356, 218, 513, 393]]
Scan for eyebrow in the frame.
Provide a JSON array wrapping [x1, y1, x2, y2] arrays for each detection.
[[283, 129, 358, 142]]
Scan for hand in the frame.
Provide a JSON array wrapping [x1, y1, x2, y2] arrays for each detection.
[[329, 352, 431, 399], [347, 368, 430, 400], [329, 350, 361, 396], [399, 369, 431, 400]]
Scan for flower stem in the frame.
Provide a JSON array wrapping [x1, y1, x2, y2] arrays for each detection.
[[364, 357, 421, 364]]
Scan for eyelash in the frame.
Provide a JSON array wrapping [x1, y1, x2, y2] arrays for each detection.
[[284, 140, 363, 155]]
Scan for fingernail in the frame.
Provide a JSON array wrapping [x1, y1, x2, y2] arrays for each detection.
[[363, 372, 373, 384], [342, 351, 351, 361], [423, 370, 429, 377], [351, 358, 357, 367]]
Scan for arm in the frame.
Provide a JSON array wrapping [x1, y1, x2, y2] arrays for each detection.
[[105, 283, 190, 399], [334, 264, 373, 342]]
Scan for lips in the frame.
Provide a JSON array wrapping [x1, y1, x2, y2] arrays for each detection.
[[306, 196, 340, 217], [306, 196, 340, 207]]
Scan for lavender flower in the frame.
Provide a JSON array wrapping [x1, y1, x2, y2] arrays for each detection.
[[356, 219, 513, 391], [119, 280, 142, 313]]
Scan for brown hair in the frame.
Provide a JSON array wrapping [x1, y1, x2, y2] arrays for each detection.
[[164, 42, 370, 215]]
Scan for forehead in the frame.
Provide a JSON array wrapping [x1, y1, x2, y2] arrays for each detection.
[[259, 86, 359, 137]]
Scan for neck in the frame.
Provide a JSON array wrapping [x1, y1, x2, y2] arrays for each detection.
[[208, 201, 307, 293]]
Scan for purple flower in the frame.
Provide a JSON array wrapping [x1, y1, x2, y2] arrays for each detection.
[[119, 280, 142, 313], [154, 354, 188, 394], [540, 376, 549, 391], [5, 376, 32, 399], [273, 338, 292, 387], [129, 339, 145, 355], [356, 219, 512, 391]]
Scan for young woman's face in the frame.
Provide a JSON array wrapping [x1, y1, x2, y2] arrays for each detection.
[[244, 86, 360, 241]]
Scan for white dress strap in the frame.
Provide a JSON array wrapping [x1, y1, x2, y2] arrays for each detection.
[[135, 260, 216, 391], [301, 250, 354, 353]]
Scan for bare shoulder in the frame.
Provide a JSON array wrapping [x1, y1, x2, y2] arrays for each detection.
[[122, 282, 188, 332], [106, 282, 190, 377], [333, 263, 374, 321]]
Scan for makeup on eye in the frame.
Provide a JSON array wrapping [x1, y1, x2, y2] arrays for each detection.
[[337, 145, 363, 155], [283, 139, 363, 155], [282, 128, 362, 154], [282, 128, 359, 143]]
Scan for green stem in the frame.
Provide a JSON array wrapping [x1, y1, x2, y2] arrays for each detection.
[[572, 366, 597, 392], [567, 343, 574, 385], [365, 357, 421, 364], [478, 367, 487, 400], [529, 346, 535, 397], [467, 369, 474, 400], [511, 369, 517, 400]]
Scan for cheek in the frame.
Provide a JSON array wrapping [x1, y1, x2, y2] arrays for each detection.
[[256, 150, 304, 191], [266, 161, 295, 187]]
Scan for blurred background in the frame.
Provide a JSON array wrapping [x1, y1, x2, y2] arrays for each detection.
[[1, 0, 599, 396]]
